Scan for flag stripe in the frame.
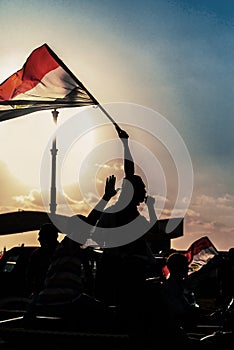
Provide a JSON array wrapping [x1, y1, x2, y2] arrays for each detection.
[[191, 246, 218, 265], [11, 67, 79, 101], [184, 236, 218, 273], [0, 45, 59, 101], [184, 236, 218, 263], [0, 44, 96, 122]]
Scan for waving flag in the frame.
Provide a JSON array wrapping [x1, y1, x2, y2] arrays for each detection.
[[185, 236, 219, 273], [0, 44, 97, 122], [162, 236, 219, 278]]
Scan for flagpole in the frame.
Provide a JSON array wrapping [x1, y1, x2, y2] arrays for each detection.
[[45, 44, 123, 135], [50, 109, 58, 215]]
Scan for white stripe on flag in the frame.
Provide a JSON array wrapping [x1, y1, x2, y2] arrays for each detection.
[[12, 67, 76, 101]]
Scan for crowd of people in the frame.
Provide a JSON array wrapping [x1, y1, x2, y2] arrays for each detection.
[[24, 128, 234, 349]]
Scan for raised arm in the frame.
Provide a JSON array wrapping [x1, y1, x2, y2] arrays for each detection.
[[86, 175, 118, 225], [117, 128, 134, 178]]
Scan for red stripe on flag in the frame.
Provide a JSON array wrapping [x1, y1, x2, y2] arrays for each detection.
[[184, 236, 218, 264], [0, 44, 59, 101], [0, 70, 23, 101], [0, 44, 98, 122], [186, 237, 213, 262]]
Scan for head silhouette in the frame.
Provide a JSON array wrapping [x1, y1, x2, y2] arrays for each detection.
[[38, 223, 58, 248], [166, 253, 189, 280], [120, 175, 147, 206]]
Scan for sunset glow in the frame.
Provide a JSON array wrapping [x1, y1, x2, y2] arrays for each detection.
[[0, 1, 233, 252]]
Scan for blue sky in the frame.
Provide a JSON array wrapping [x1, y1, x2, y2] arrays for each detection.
[[0, 0, 233, 250]]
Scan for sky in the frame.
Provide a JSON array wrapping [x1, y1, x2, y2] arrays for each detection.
[[0, 0, 233, 251]]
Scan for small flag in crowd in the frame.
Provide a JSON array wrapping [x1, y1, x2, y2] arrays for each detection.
[[185, 236, 219, 273], [0, 44, 96, 122], [162, 236, 219, 278]]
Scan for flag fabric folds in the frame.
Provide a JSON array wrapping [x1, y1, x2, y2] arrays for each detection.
[[162, 236, 219, 278], [0, 44, 96, 122], [184, 236, 219, 273]]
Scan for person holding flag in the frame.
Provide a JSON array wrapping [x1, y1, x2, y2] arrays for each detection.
[[92, 128, 159, 346]]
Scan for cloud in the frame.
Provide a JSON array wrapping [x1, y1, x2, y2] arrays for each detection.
[[0, 160, 30, 212], [173, 192, 234, 251], [13, 189, 43, 210]]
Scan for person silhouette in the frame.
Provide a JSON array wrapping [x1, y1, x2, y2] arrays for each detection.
[[24, 175, 119, 332], [27, 223, 59, 296], [92, 128, 159, 342], [147, 252, 202, 349], [43, 174, 119, 299]]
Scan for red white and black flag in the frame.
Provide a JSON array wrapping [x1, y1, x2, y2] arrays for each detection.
[[185, 236, 219, 273], [162, 236, 219, 278], [0, 44, 96, 122]]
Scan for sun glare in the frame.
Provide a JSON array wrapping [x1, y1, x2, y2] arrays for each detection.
[[0, 108, 96, 189], [0, 111, 56, 188]]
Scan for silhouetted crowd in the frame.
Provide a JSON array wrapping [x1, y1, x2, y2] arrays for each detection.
[[22, 129, 234, 350]]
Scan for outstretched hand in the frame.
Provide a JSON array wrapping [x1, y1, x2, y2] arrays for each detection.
[[103, 175, 119, 201]]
